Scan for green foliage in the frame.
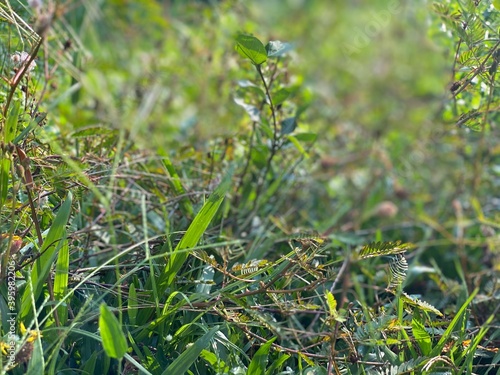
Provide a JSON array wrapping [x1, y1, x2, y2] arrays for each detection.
[[99, 303, 128, 359], [235, 34, 268, 65], [20, 192, 73, 321], [0, 1, 499, 374], [160, 166, 233, 289]]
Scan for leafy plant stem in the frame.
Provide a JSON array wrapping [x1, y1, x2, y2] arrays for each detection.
[[251, 64, 279, 213], [451, 39, 500, 98]]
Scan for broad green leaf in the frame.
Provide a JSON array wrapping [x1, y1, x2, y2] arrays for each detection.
[[247, 337, 276, 375], [162, 326, 220, 375], [272, 88, 291, 106], [265, 353, 290, 375], [0, 156, 10, 209], [200, 349, 230, 373], [412, 309, 431, 355], [293, 132, 317, 142], [99, 303, 128, 359], [235, 34, 267, 65], [281, 117, 297, 135], [266, 40, 293, 57], [160, 166, 233, 289], [20, 192, 73, 320], [4, 101, 21, 143], [494, 0, 500, 9], [54, 240, 69, 325]]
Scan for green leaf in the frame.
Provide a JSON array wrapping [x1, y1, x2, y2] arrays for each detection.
[[200, 349, 230, 373], [266, 40, 293, 57], [494, 0, 500, 9], [412, 309, 432, 356], [20, 192, 73, 320], [292, 132, 317, 143], [99, 303, 128, 359], [160, 166, 233, 289], [430, 288, 479, 357], [247, 337, 276, 375], [82, 351, 98, 374], [325, 291, 337, 318], [5, 101, 21, 144], [358, 240, 412, 259], [235, 34, 267, 65], [287, 135, 309, 158], [265, 353, 290, 375], [399, 292, 442, 316], [281, 117, 297, 135], [127, 282, 138, 325], [272, 88, 291, 106], [0, 156, 10, 209], [54, 240, 69, 325], [162, 326, 220, 375]]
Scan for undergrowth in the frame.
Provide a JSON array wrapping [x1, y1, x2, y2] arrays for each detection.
[[0, 1, 499, 374]]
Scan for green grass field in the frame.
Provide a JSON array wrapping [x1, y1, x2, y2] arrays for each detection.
[[0, 1, 499, 374]]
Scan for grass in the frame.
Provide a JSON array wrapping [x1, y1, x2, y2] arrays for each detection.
[[0, 0, 499, 374]]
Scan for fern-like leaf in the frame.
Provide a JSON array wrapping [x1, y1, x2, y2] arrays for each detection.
[[458, 46, 480, 66], [231, 259, 270, 275], [387, 253, 408, 292], [399, 292, 443, 317], [358, 240, 413, 260]]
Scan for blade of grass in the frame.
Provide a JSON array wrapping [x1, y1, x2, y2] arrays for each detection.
[[0, 155, 10, 210], [54, 240, 69, 326], [99, 303, 128, 359], [161, 325, 220, 375], [159, 166, 233, 290], [4, 101, 20, 143], [20, 192, 73, 320], [429, 288, 478, 357], [247, 337, 276, 375], [459, 311, 495, 374], [127, 282, 138, 326]]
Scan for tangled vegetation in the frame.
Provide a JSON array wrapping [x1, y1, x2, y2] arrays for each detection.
[[0, 1, 499, 374]]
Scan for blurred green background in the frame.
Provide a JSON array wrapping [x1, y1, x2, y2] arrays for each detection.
[[40, 0, 498, 272]]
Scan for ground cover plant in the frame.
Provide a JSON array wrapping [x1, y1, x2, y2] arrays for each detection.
[[0, 0, 499, 374]]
